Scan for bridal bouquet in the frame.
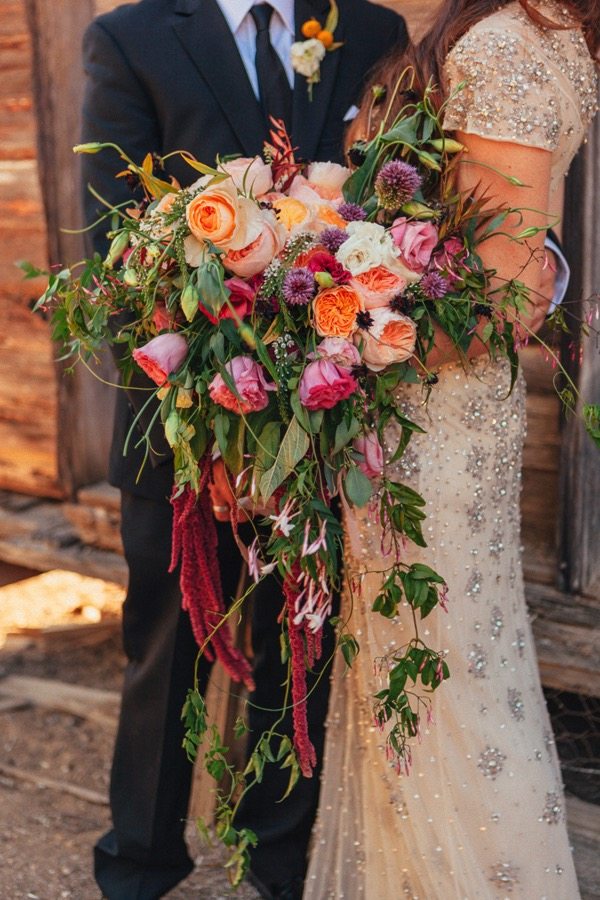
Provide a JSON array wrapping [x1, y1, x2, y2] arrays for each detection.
[[31, 82, 597, 881]]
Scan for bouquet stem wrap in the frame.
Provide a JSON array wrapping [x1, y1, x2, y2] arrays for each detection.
[[169, 465, 255, 691]]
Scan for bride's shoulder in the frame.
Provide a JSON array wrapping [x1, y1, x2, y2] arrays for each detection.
[[442, 1, 597, 149]]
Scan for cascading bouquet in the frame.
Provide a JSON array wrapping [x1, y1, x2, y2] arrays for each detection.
[[31, 80, 599, 881]]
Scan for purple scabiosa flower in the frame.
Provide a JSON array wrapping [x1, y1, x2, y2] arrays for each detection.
[[282, 267, 316, 306], [320, 227, 348, 255], [337, 202, 367, 222], [420, 271, 449, 299], [375, 160, 422, 209]]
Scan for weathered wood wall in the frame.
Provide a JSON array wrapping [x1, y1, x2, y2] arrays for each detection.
[[0, 0, 60, 497]]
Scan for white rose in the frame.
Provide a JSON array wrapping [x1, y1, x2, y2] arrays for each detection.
[[291, 39, 326, 79], [219, 156, 273, 197], [335, 222, 389, 275]]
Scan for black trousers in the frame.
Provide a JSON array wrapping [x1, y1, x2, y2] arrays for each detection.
[[94, 491, 333, 900]]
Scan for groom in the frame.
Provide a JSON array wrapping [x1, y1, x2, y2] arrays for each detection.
[[81, 1, 408, 898]]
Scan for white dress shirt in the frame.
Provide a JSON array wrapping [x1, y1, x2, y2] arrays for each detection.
[[216, 0, 295, 98]]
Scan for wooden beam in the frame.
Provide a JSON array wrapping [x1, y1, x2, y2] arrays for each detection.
[[560, 112, 600, 599]]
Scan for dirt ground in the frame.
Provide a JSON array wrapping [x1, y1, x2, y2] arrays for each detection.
[[0, 566, 259, 900]]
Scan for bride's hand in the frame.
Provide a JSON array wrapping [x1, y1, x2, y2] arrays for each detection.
[[209, 459, 275, 522]]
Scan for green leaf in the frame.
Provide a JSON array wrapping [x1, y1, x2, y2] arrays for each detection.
[[583, 403, 600, 449], [259, 416, 310, 502], [343, 465, 372, 507], [332, 416, 362, 455], [254, 421, 281, 477]]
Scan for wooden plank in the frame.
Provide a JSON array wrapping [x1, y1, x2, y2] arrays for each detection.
[[527, 580, 600, 696], [567, 795, 600, 900], [0, 674, 119, 729], [24, 0, 116, 495], [0, 493, 127, 584], [0, 761, 108, 806], [63, 502, 123, 554]]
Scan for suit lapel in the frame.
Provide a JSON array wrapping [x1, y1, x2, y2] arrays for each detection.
[[292, 0, 345, 160], [172, 0, 269, 156]]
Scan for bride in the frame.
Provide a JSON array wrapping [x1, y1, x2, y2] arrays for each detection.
[[305, 1, 598, 897]]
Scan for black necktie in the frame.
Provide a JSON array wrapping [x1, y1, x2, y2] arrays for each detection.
[[250, 4, 293, 132]]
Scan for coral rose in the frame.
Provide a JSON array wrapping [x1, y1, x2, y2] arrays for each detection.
[[219, 156, 273, 197], [132, 333, 188, 385], [354, 432, 385, 479], [223, 215, 283, 277], [352, 265, 407, 309], [313, 284, 361, 339], [209, 355, 276, 415], [356, 307, 417, 371], [390, 217, 438, 273], [299, 358, 358, 410], [305, 161, 351, 197]]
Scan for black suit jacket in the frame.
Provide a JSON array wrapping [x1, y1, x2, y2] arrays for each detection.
[[81, 0, 408, 499]]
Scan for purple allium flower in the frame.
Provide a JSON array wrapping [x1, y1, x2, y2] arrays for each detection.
[[319, 227, 348, 255], [337, 202, 367, 222], [420, 271, 449, 299], [375, 160, 422, 209], [282, 267, 316, 306]]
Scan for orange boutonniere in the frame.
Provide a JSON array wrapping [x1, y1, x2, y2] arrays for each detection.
[[291, 0, 343, 99]]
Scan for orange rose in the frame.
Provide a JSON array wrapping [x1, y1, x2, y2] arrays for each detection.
[[186, 180, 239, 248], [313, 285, 361, 338], [352, 265, 407, 309]]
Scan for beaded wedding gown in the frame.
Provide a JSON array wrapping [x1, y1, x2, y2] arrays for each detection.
[[305, 4, 597, 898]]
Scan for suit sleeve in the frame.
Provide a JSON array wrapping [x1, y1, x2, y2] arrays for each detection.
[[81, 19, 173, 467]]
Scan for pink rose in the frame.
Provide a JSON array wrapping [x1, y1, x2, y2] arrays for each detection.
[[311, 337, 361, 368], [355, 307, 417, 372], [390, 218, 438, 273], [132, 333, 188, 385], [220, 156, 274, 197], [299, 358, 358, 411], [209, 355, 276, 415], [223, 216, 283, 277], [354, 432, 384, 479]]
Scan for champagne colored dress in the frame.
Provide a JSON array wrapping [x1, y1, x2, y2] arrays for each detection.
[[305, 4, 597, 898]]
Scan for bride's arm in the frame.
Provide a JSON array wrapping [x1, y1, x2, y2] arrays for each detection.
[[423, 133, 553, 369]]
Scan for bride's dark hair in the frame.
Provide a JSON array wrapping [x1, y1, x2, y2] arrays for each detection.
[[350, 0, 599, 139]]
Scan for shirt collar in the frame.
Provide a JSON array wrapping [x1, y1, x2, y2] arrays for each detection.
[[216, 0, 295, 36]]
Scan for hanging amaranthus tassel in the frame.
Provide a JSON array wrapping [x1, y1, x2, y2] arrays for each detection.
[[169, 464, 255, 691], [283, 565, 320, 778]]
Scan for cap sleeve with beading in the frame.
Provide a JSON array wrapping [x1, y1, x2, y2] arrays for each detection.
[[442, 22, 563, 151]]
